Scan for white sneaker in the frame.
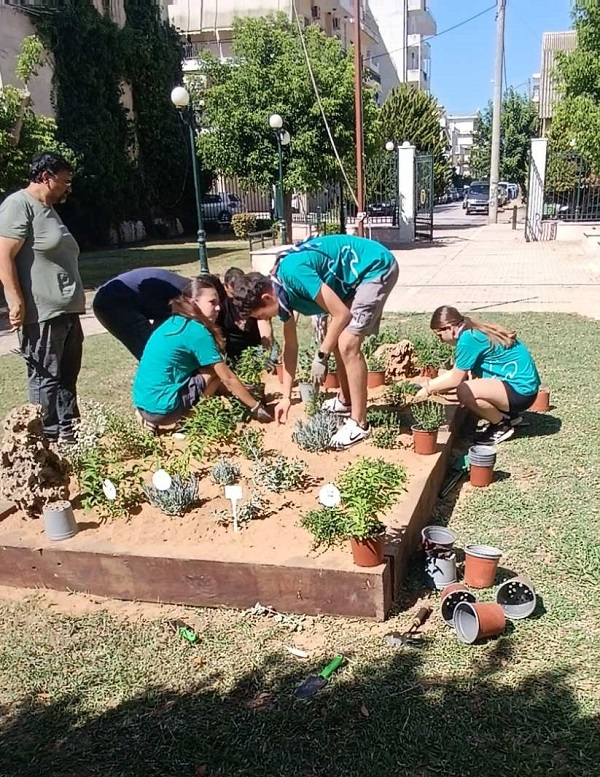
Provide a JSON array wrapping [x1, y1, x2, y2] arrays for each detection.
[[329, 418, 371, 449], [321, 395, 351, 416]]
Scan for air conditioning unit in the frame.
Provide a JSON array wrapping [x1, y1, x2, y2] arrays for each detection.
[[332, 17, 340, 30], [311, 6, 321, 20]]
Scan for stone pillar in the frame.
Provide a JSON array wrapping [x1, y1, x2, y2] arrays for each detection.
[[525, 138, 548, 242], [398, 141, 416, 243]]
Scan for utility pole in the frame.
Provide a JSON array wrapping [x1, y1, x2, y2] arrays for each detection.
[[354, 0, 365, 236], [489, 0, 507, 224]]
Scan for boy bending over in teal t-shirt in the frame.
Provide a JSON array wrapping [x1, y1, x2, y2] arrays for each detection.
[[133, 277, 272, 431], [414, 305, 541, 444], [231, 234, 399, 449]]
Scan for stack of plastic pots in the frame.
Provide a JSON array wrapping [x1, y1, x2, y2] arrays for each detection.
[[422, 525, 457, 590], [43, 500, 78, 541], [468, 444, 497, 487]]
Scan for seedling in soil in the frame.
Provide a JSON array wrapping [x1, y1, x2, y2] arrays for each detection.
[[366, 408, 401, 428], [253, 454, 307, 493], [143, 474, 198, 517], [211, 457, 241, 486], [293, 412, 340, 452], [237, 427, 265, 461], [371, 427, 400, 449], [182, 397, 237, 456], [383, 382, 406, 407], [411, 400, 445, 432]]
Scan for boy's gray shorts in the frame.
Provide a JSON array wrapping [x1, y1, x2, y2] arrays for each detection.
[[348, 259, 399, 336]]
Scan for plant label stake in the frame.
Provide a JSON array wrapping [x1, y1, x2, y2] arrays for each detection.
[[295, 655, 344, 699], [225, 484, 243, 532], [152, 469, 172, 491], [318, 483, 341, 508], [102, 479, 117, 501]]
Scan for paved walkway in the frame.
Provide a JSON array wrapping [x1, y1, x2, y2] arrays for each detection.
[[386, 222, 600, 319], [1, 221, 600, 357]]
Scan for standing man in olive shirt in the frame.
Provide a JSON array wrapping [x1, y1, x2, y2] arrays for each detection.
[[0, 152, 85, 442]]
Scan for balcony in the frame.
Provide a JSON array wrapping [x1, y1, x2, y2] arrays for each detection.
[[407, 68, 430, 91], [407, 0, 436, 37], [407, 34, 431, 58]]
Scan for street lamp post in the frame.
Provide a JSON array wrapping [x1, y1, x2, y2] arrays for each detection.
[[269, 113, 291, 244], [171, 85, 209, 274]]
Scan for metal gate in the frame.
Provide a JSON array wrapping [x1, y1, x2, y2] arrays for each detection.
[[414, 153, 434, 241], [365, 153, 399, 224]]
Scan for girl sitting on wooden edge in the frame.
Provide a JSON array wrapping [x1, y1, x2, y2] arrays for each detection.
[[414, 305, 541, 445]]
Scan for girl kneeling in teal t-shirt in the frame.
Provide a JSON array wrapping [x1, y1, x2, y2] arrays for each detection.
[[133, 277, 272, 430], [414, 305, 540, 444]]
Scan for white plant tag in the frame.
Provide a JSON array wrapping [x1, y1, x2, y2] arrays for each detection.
[[152, 469, 172, 491], [102, 479, 117, 501], [319, 483, 341, 508], [225, 485, 243, 533]]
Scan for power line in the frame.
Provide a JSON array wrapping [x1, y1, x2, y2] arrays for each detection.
[[369, 3, 498, 62]]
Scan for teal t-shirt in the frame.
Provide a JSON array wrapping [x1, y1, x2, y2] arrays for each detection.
[[455, 329, 540, 395], [133, 315, 222, 414], [276, 234, 397, 317]]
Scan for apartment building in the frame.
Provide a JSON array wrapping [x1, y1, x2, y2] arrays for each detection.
[[444, 113, 477, 177], [538, 30, 577, 136], [169, 0, 436, 99]]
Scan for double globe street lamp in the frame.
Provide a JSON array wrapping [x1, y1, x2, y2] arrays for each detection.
[[171, 85, 209, 274], [269, 113, 291, 244]]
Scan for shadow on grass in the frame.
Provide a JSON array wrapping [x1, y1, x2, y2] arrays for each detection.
[[0, 647, 597, 777], [518, 412, 562, 439]]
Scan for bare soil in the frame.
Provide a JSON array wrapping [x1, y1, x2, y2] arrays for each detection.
[[0, 377, 440, 568]]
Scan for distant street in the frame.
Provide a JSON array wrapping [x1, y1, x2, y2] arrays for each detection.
[[434, 201, 488, 229]]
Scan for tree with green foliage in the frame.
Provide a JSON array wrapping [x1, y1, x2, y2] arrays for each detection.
[[1, 36, 73, 199], [378, 84, 451, 196], [470, 88, 539, 188], [551, 3, 600, 172], [196, 15, 379, 218]]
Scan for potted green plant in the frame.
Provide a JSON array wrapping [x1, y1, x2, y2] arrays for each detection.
[[366, 352, 387, 389], [234, 346, 268, 399], [322, 355, 340, 390], [410, 399, 445, 455], [297, 349, 317, 403], [410, 335, 453, 379], [338, 457, 407, 567]]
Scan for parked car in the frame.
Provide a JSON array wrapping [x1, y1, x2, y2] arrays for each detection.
[[447, 187, 460, 202], [202, 193, 244, 223], [367, 200, 396, 217], [465, 181, 490, 215], [497, 184, 509, 207]]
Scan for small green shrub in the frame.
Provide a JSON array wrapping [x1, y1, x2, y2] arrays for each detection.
[[383, 382, 406, 407], [338, 457, 406, 520], [371, 427, 400, 449], [143, 475, 198, 517], [231, 212, 257, 239], [300, 506, 347, 551], [411, 400, 445, 432], [182, 397, 237, 457], [253, 455, 307, 493], [323, 222, 341, 235], [401, 382, 422, 397], [366, 352, 386, 372], [237, 427, 265, 460], [410, 334, 453, 370], [293, 412, 340, 452], [211, 457, 241, 485], [297, 349, 313, 383], [234, 346, 268, 385], [366, 408, 400, 428], [77, 446, 142, 521]]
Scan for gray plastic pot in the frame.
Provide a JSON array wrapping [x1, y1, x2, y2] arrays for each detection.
[[454, 601, 506, 644], [440, 584, 477, 628], [468, 444, 497, 467], [421, 525, 457, 550], [43, 500, 78, 541], [496, 576, 537, 619], [424, 552, 457, 590], [298, 382, 317, 403]]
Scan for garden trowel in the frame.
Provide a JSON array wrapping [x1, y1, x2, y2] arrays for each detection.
[[295, 655, 345, 699]]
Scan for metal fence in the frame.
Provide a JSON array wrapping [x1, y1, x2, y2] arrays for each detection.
[[543, 153, 600, 222]]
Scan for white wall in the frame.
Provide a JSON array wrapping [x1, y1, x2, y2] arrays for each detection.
[[368, 0, 406, 97], [0, 5, 54, 117]]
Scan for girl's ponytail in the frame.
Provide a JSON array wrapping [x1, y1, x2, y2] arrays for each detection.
[[430, 305, 516, 349]]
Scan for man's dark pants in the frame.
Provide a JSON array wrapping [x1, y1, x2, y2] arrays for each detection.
[[21, 313, 83, 439]]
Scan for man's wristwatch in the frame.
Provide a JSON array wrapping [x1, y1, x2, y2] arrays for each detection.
[[317, 350, 328, 361]]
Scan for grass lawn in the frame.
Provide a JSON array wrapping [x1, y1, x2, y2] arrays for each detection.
[[0, 313, 599, 776], [78, 235, 252, 290]]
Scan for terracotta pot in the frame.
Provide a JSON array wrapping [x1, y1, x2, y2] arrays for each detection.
[[496, 575, 537, 620], [419, 366, 438, 379], [350, 535, 385, 567], [440, 583, 477, 628], [454, 601, 506, 644], [323, 372, 340, 390], [464, 543, 502, 588], [367, 370, 386, 389], [530, 388, 550, 412], [412, 425, 438, 455], [275, 363, 283, 384], [470, 464, 494, 488]]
